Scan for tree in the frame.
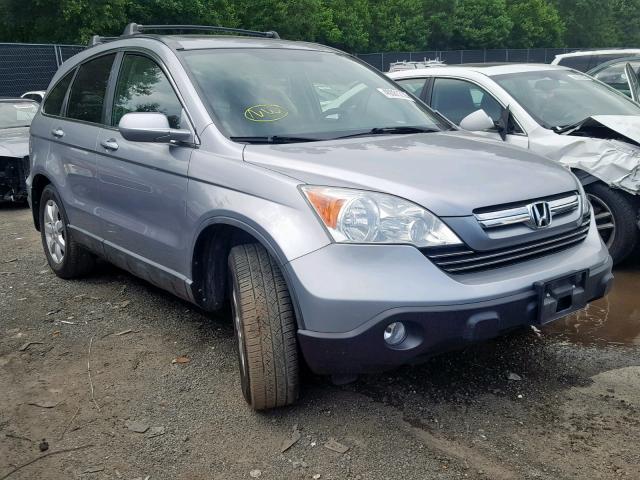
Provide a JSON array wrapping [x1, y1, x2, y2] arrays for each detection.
[[611, 0, 640, 47], [553, 0, 618, 47], [450, 0, 513, 49], [423, 0, 456, 50], [368, 0, 428, 52], [507, 0, 564, 48], [236, 0, 334, 42], [317, 0, 371, 52]]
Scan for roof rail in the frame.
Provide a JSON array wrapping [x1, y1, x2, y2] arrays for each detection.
[[121, 23, 280, 39], [89, 35, 119, 47]]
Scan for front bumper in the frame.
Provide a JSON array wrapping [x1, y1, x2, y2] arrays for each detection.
[[287, 216, 613, 375]]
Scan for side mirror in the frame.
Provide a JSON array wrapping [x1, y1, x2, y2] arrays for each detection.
[[459, 109, 495, 132], [118, 112, 192, 144]]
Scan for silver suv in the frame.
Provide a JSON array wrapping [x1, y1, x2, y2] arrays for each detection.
[[28, 24, 613, 410]]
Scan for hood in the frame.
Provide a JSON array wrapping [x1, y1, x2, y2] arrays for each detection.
[[565, 115, 640, 146], [0, 127, 29, 158], [244, 131, 578, 216], [528, 115, 640, 195]]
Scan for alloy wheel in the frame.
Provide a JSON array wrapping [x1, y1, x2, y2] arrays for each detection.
[[43, 199, 65, 263], [588, 193, 616, 249]]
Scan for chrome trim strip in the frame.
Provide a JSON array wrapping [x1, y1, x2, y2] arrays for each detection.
[[475, 194, 580, 229]]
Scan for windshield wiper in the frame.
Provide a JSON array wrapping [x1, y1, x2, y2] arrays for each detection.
[[331, 126, 439, 140], [230, 135, 322, 144]]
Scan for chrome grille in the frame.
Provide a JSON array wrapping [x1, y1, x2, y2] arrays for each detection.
[[423, 218, 590, 274], [474, 193, 580, 229]]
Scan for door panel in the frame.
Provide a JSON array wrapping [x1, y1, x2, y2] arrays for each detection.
[[96, 132, 192, 274], [48, 120, 101, 235], [96, 53, 193, 276]]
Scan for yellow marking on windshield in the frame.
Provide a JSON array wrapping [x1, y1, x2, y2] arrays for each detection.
[[244, 104, 289, 122]]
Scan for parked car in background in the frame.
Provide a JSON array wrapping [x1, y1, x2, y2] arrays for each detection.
[[552, 49, 640, 72], [20, 91, 46, 103], [0, 98, 38, 202], [388, 59, 445, 72], [587, 57, 640, 100], [28, 24, 612, 410], [389, 64, 640, 264]]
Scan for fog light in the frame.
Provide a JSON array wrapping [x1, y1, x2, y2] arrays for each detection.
[[383, 322, 407, 346]]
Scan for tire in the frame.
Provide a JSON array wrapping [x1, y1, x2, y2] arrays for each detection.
[[228, 243, 299, 410], [586, 183, 638, 265], [39, 184, 95, 278]]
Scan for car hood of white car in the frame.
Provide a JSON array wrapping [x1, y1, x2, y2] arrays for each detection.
[[530, 115, 640, 195]]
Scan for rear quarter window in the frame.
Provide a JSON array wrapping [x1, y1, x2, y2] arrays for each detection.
[[42, 70, 75, 116]]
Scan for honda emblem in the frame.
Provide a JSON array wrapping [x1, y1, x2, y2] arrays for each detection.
[[527, 201, 552, 229]]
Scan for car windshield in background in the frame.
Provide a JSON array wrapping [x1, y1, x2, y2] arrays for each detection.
[[0, 101, 38, 129], [181, 48, 446, 142], [492, 70, 640, 129]]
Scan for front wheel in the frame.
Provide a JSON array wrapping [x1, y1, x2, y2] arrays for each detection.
[[228, 243, 299, 410], [586, 183, 638, 265]]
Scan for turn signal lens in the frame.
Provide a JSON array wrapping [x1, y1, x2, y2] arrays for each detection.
[[304, 189, 345, 229]]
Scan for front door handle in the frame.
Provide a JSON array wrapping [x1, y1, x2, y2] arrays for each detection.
[[51, 128, 64, 138], [100, 139, 119, 151]]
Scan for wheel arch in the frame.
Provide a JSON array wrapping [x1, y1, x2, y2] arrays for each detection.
[[571, 168, 601, 187], [30, 173, 52, 231], [190, 215, 305, 328]]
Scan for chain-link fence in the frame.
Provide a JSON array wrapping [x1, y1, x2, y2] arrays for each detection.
[[0, 43, 84, 97], [356, 48, 583, 72]]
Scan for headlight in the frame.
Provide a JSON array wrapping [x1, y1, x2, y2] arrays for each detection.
[[301, 186, 463, 247]]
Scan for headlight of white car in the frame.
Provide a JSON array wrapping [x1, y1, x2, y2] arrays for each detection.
[[301, 186, 463, 248]]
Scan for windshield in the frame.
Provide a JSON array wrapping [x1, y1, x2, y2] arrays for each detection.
[[181, 48, 446, 141], [0, 101, 38, 129], [492, 69, 640, 129]]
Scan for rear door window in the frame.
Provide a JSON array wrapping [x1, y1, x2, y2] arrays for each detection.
[[43, 70, 75, 116], [66, 54, 116, 124], [111, 54, 184, 129]]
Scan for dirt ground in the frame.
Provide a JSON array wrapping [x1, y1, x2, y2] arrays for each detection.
[[1, 204, 639, 480]]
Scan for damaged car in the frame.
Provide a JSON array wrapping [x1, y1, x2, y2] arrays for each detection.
[[28, 24, 613, 409], [390, 64, 640, 264], [0, 98, 38, 202]]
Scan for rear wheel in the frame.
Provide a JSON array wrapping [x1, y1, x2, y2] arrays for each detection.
[[586, 183, 638, 265], [228, 243, 299, 410], [39, 185, 95, 278]]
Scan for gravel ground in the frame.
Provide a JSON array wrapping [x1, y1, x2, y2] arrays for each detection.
[[1, 204, 639, 480]]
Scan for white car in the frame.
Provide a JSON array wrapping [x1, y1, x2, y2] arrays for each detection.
[[20, 90, 46, 103], [389, 64, 640, 264], [552, 49, 640, 72]]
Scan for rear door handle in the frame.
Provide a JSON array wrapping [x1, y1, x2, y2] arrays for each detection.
[[100, 139, 119, 151], [51, 128, 64, 138]]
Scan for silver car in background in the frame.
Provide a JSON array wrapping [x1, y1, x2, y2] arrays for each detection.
[[0, 98, 38, 202], [28, 24, 612, 410], [390, 64, 640, 264]]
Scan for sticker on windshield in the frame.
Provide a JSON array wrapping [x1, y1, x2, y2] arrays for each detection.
[[244, 104, 289, 122], [376, 88, 414, 100]]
